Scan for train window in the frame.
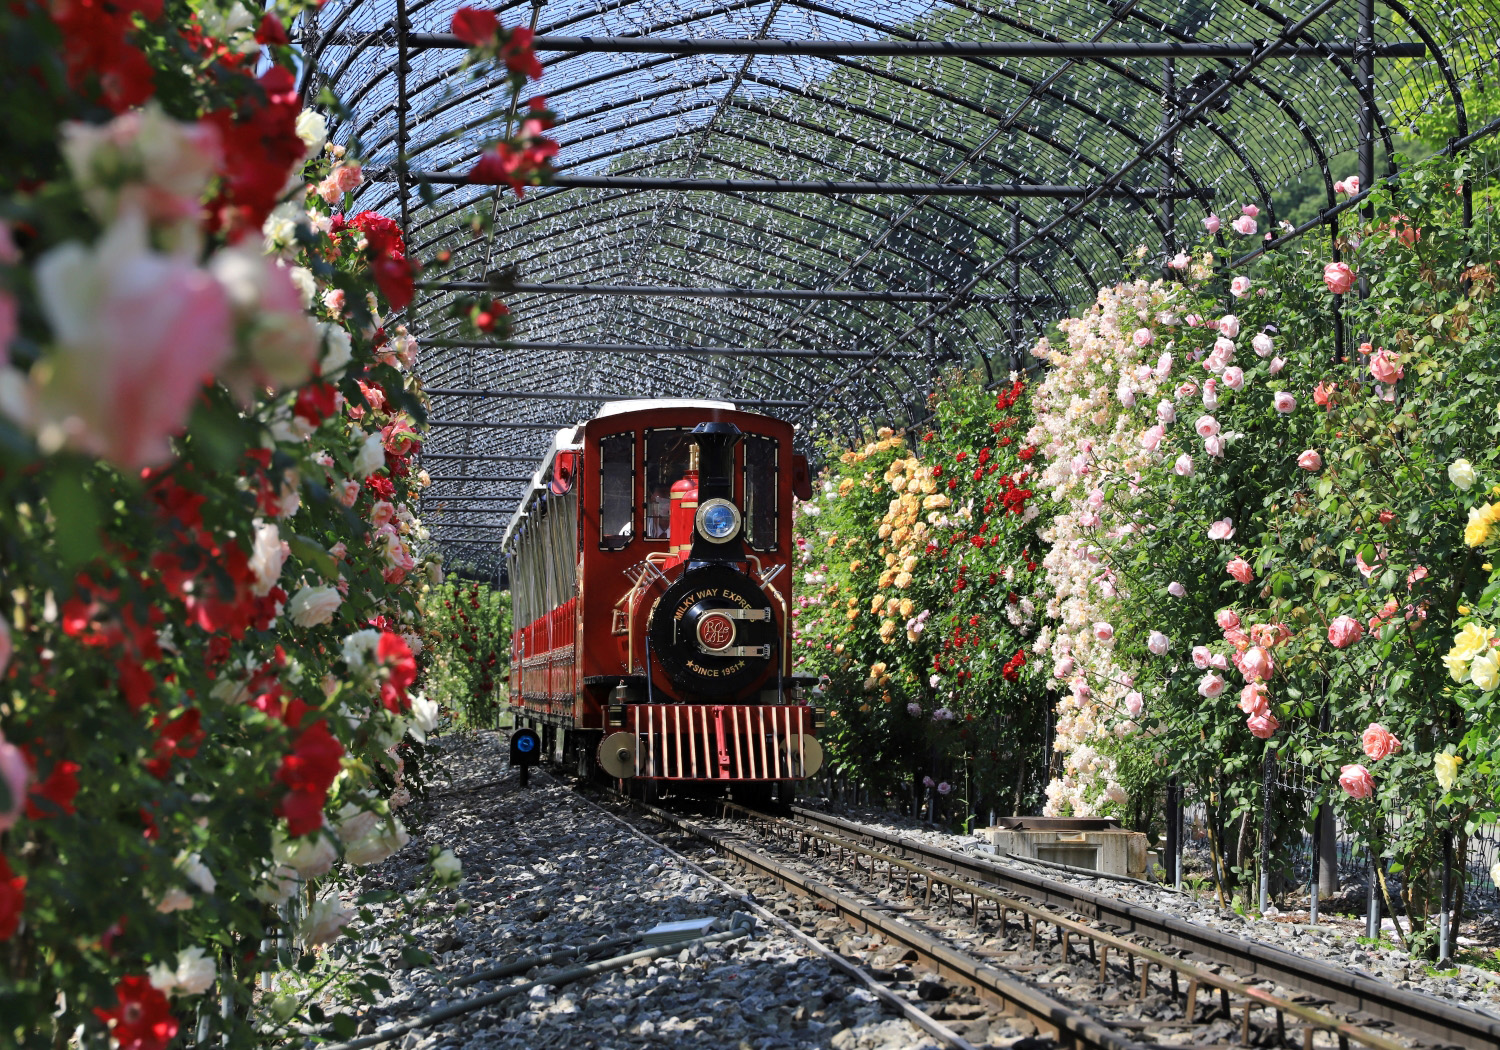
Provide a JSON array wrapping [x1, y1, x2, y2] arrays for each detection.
[[643, 429, 693, 540], [744, 434, 778, 550], [599, 432, 634, 550]]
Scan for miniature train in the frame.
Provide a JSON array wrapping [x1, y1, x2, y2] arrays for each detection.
[[502, 399, 825, 801]]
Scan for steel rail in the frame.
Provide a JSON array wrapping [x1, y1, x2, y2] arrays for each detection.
[[387, 33, 1424, 58], [422, 338, 902, 360], [428, 421, 573, 429], [789, 806, 1500, 1050], [423, 388, 809, 408], [738, 808, 1411, 1050], [631, 801, 1150, 1050]]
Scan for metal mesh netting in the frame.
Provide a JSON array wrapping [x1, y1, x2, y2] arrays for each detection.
[[305, 0, 1500, 574]]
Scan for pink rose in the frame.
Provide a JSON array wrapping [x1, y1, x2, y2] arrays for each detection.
[[1210, 651, 1231, 670], [1207, 517, 1235, 541], [1093, 621, 1115, 643], [0, 728, 29, 832], [329, 541, 348, 561], [1216, 609, 1241, 631], [1297, 449, 1323, 471], [1176, 381, 1199, 399], [1273, 391, 1296, 414], [907, 702, 922, 717], [1239, 682, 1271, 717], [1242, 204, 1260, 217], [1198, 672, 1227, 698], [1369, 348, 1403, 385], [338, 478, 361, 507], [1232, 215, 1257, 235], [1194, 414, 1220, 438], [1361, 723, 1402, 760], [1230, 276, 1250, 297], [1247, 711, 1279, 739], [1169, 252, 1189, 270], [1054, 656, 1074, 678], [1226, 557, 1253, 584], [1203, 214, 1221, 234], [1154, 351, 1174, 378], [0, 613, 9, 678], [1408, 565, 1428, 587], [1222, 366, 1245, 390], [1125, 690, 1144, 716], [1202, 380, 1219, 409], [1157, 400, 1176, 425], [1268, 356, 1286, 374], [1323, 261, 1355, 295], [1239, 645, 1275, 682], [1147, 631, 1169, 655], [1252, 332, 1274, 357], [1219, 315, 1241, 339], [1334, 176, 1360, 195], [1203, 435, 1225, 458], [31, 208, 233, 468], [1173, 453, 1194, 476], [371, 500, 396, 529], [1222, 629, 1249, 653], [1167, 582, 1187, 598], [1133, 328, 1153, 347], [1140, 424, 1165, 452], [1327, 614, 1364, 649], [1191, 645, 1212, 670], [1338, 763, 1375, 801]]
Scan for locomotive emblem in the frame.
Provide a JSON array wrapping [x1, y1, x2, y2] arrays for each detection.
[[696, 612, 736, 651]]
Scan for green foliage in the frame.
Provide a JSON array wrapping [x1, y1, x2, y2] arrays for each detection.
[[422, 582, 511, 728]]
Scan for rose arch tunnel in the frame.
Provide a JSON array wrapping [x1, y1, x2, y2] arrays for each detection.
[[299, 0, 1500, 578]]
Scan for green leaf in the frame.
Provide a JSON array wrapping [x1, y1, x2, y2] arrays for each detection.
[[331, 1013, 358, 1038], [46, 466, 102, 567], [288, 534, 338, 579]]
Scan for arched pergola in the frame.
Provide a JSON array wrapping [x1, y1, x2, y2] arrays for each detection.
[[301, 0, 1499, 576]]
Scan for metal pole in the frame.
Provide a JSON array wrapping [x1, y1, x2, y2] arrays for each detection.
[[1008, 210, 1022, 370], [1367, 844, 1381, 939], [1259, 749, 1274, 913], [428, 421, 574, 429], [1318, 801, 1339, 898], [423, 338, 902, 360], [423, 389, 810, 408], [396, 173, 1217, 197], [1165, 779, 1180, 888], [417, 281, 1060, 304], [394, 0, 410, 242], [391, 33, 1426, 58], [1162, 58, 1177, 254], [1440, 830, 1454, 963], [1309, 799, 1321, 925]]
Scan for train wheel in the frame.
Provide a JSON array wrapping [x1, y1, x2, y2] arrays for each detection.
[[774, 780, 798, 806], [732, 782, 775, 812]]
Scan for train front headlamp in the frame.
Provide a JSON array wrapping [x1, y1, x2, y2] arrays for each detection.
[[695, 498, 741, 543]]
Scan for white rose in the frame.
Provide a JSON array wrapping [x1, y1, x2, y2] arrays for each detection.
[[274, 828, 337, 878], [152, 946, 217, 997], [341, 628, 380, 668], [288, 266, 317, 309], [177, 852, 216, 894], [295, 110, 328, 154], [334, 804, 380, 846], [319, 322, 352, 376], [248, 520, 286, 597], [298, 896, 355, 947], [344, 816, 410, 866], [1449, 458, 1477, 491], [353, 431, 385, 479], [287, 585, 342, 627], [408, 694, 440, 742], [431, 849, 462, 884]]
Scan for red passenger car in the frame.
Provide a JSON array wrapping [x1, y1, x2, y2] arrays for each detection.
[[503, 399, 824, 800]]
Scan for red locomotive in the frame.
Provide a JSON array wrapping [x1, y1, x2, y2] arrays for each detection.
[[503, 399, 825, 801]]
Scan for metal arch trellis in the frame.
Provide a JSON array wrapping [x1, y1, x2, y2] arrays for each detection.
[[302, 0, 1500, 571]]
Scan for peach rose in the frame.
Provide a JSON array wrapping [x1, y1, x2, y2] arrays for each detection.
[[1226, 557, 1253, 584], [1338, 763, 1375, 800], [1327, 615, 1364, 649], [1361, 723, 1402, 761]]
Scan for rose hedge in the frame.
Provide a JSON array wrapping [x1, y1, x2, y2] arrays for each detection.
[[0, 2, 554, 1044], [421, 581, 510, 729], [793, 371, 1053, 819]]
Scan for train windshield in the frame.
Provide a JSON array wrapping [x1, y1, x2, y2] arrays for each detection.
[[599, 432, 634, 550], [744, 434, 778, 550], [644, 429, 694, 540]]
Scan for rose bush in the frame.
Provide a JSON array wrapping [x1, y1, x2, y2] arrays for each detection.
[[0, 2, 549, 1043], [793, 370, 1052, 820], [422, 581, 511, 728]]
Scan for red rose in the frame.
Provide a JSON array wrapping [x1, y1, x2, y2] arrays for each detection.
[[450, 6, 499, 46], [0, 855, 24, 941], [93, 977, 179, 1050]]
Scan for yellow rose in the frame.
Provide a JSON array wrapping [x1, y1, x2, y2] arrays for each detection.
[[890, 478, 906, 493], [902, 555, 918, 573], [1450, 622, 1494, 660], [870, 662, 887, 676], [1464, 507, 1492, 547], [894, 571, 913, 590], [899, 598, 914, 618], [877, 569, 896, 589], [878, 523, 893, 539], [837, 478, 854, 495], [1471, 652, 1500, 691], [922, 494, 950, 510], [850, 559, 864, 573], [1434, 752, 1463, 792], [869, 594, 883, 614], [1442, 650, 1471, 682], [1485, 502, 1500, 526]]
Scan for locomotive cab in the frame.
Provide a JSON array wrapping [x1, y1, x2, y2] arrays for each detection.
[[503, 400, 823, 794]]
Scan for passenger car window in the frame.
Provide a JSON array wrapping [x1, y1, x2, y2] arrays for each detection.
[[744, 434, 778, 550], [599, 433, 634, 550], [644, 429, 693, 540]]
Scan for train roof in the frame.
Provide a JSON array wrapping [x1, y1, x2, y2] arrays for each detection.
[[595, 398, 736, 418]]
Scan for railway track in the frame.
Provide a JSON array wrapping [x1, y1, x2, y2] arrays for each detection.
[[776, 805, 1500, 1050], [616, 794, 1499, 1050]]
